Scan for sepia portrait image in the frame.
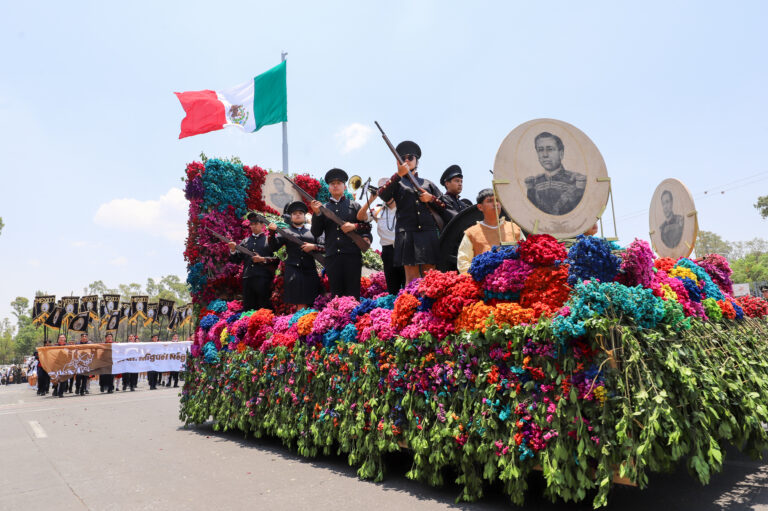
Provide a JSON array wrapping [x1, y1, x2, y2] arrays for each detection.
[[649, 178, 697, 259], [264, 173, 300, 213], [659, 190, 684, 248], [525, 131, 587, 216], [493, 118, 609, 239]]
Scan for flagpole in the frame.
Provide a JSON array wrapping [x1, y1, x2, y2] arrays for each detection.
[[281, 51, 288, 173]]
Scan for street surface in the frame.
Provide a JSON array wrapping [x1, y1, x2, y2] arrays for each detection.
[[1, 382, 767, 510]]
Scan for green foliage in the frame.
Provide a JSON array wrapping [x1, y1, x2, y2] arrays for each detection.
[[730, 252, 768, 284], [0, 216, 4, 236], [0, 318, 15, 364], [696, 231, 731, 259], [755, 195, 768, 219], [180, 317, 768, 507]]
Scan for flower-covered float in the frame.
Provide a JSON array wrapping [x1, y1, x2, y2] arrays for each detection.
[[179, 158, 768, 507]]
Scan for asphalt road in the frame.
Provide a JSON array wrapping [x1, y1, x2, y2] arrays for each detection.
[[1, 381, 767, 511]]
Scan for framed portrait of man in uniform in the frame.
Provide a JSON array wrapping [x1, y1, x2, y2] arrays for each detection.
[[649, 178, 697, 258], [264, 172, 300, 213], [493, 119, 610, 239]]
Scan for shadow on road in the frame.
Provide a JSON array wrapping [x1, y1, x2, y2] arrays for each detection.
[[181, 423, 768, 510]]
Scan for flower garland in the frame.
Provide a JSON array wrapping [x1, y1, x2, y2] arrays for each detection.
[[566, 235, 621, 286]]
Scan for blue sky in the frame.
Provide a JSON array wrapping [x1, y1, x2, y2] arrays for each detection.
[[1, 1, 767, 322]]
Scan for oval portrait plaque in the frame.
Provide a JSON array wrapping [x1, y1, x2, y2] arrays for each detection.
[[649, 178, 697, 258], [493, 119, 610, 239], [264, 172, 301, 214]]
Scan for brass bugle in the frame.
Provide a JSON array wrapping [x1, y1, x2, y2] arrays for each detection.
[[349, 175, 364, 191]]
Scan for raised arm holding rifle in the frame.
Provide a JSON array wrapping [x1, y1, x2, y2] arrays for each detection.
[[308, 168, 372, 299], [225, 212, 277, 311], [374, 123, 448, 285]]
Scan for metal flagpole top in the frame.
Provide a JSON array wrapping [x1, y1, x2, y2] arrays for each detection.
[[281, 51, 288, 174]]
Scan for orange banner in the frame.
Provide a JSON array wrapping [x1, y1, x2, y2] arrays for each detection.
[[38, 345, 113, 384]]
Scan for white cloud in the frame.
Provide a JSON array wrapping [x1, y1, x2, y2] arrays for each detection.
[[335, 123, 372, 154], [110, 256, 128, 266], [94, 188, 188, 242]]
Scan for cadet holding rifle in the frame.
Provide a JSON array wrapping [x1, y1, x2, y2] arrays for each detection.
[[376, 137, 448, 284], [227, 212, 278, 311], [267, 201, 325, 309], [309, 168, 371, 299]]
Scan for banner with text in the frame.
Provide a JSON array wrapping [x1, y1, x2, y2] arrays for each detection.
[[38, 342, 191, 382]]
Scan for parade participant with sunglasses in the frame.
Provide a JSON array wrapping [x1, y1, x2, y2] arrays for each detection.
[[377, 141, 447, 284]]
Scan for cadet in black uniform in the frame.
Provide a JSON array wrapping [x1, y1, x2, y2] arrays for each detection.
[[99, 333, 115, 393], [377, 141, 448, 284], [228, 212, 277, 311], [268, 201, 324, 309], [35, 341, 51, 396], [310, 168, 371, 299], [440, 165, 473, 214], [74, 333, 89, 396], [147, 334, 160, 389]]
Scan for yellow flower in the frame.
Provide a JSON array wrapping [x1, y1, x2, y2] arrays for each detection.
[[661, 284, 678, 301], [594, 385, 607, 405], [220, 327, 229, 342], [669, 266, 698, 283]]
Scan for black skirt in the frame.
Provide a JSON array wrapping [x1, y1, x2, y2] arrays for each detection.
[[393, 229, 440, 266], [283, 264, 321, 305]]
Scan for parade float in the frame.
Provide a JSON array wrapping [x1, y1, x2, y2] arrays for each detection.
[[178, 123, 768, 507]]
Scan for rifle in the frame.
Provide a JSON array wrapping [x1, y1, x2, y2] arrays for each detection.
[[282, 176, 372, 252], [204, 227, 278, 265], [373, 121, 450, 230], [273, 225, 326, 266]]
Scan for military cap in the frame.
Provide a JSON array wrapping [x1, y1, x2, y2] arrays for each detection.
[[286, 200, 308, 214], [440, 165, 463, 186], [247, 212, 267, 224], [395, 140, 421, 160], [324, 168, 349, 184]]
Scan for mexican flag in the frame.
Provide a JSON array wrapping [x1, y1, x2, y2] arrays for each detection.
[[174, 61, 287, 139]]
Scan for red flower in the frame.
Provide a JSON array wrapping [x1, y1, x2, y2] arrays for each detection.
[[518, 234, 568, 267]]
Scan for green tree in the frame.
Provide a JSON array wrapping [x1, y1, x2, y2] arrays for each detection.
[[755, 195, 768, 219], [730, 252, 768, 284], [696, 230, 732, 259], [0, 216, 4, 236], [10, 296, 39, 358], [0, 318, 15, 364]]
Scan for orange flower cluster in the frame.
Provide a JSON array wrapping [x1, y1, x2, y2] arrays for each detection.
[[248, 308, 275, 334], [717, 300, 737, 320], [519, 265, 571, 318], [491, 302, 536, 328], [454, 301, 494, 333], [297, 312, 319, 336], [654, 257, 676, 274], [391, 293, 420, 329]]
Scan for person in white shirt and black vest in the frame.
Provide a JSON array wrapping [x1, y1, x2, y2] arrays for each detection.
[[357, 177, 405, 295], [228, 212, 277, 311], [268, 200, 325, 310], [377, 141, 448, 284], [310, 168, 372, 299]]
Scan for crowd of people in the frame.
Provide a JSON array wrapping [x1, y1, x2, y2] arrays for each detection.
[[25, 332, 188, 398]]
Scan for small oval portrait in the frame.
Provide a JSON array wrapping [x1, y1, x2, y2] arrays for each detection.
[[86, 302, 93, 310], [71, 318, 85, 331], [148, 309, 155, 318], [65, 303, 74, 314], [137, 302, 144, 311], [123, 305, 131, 315], [108, 316, 118, 330], [41, 302, 50, 313], [493, 119, 610, 239], [107, 301, 114, 311], [649, 178, 697, 258], [161, 305, 169, 315], [264, 173, 300, 213]]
